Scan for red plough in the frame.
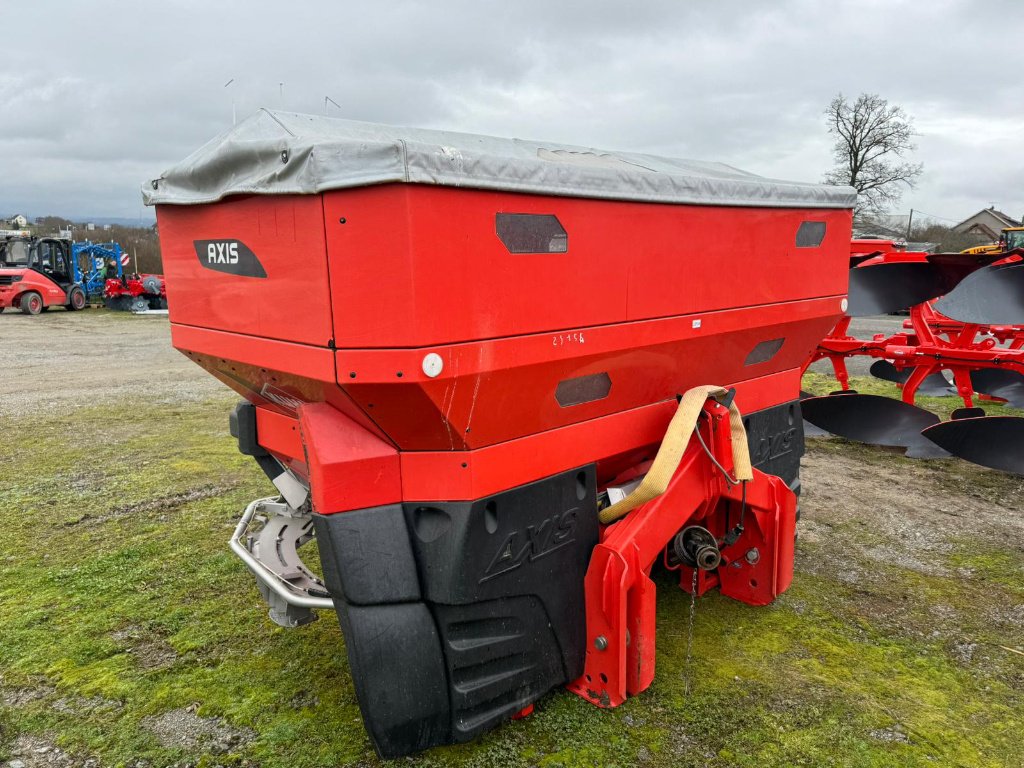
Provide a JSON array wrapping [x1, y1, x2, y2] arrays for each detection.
[[804, 238, 1024, 473], [103, 273, 167, 312]]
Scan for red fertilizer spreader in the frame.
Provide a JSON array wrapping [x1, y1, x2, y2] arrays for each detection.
[[146, 111, 854, 757]]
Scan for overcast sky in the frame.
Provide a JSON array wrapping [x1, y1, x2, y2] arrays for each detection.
[[1, 0, 1021, 224]]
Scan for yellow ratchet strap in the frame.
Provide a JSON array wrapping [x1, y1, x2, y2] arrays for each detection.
[[598, 385, 753, 525]]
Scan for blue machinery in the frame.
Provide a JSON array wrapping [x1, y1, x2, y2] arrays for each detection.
[[71, 241, 125, 297]]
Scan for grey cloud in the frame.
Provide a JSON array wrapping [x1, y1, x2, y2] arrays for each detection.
[[1, 0, 1021, 220]]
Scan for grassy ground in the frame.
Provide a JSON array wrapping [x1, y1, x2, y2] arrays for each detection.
[[1, 380, 1023, 767]]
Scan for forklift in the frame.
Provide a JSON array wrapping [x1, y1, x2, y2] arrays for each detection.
[[0, 236, 89, 314]]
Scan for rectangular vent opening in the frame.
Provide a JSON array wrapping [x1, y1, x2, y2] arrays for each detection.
[[744, 338, 785, 366], [556, 372, 611, 407], [496, 213, 567, 254], [796, 221, 826, 248]]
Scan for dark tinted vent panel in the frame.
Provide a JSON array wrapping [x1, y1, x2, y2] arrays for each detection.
[[796, 221, 826, 248], [496, 214, 568, 254], [555, 372, 611, 407], [744, 338, 785, 366]]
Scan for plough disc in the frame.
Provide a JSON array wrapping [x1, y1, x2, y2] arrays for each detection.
[[922, 416, 1024, 475], [970, 368, 1024, 409], [800, 390, 832, 437], [846, 262, 945, 317], [869, 360, 954, 397], [801, 393, 950, 459], [934, 262, 1024, 326]]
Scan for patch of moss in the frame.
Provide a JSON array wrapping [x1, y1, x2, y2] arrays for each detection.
[[1, 393, 1022, 766]]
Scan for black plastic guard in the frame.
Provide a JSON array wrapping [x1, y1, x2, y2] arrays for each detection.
[[313, 465, 598, 758], [744, 399, 805, 495]]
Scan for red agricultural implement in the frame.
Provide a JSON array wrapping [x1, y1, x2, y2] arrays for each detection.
[[103, 273, 168, 311], [803, 238, 1024, 473], [145, 110, 855, 757]]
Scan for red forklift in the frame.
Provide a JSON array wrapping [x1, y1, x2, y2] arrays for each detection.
[[0, 235, 88, 314]]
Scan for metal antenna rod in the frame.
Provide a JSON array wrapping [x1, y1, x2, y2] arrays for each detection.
[[224, 78, 236, 125]]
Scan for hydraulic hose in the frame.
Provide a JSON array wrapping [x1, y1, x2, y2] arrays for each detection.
[[598, 385, 753, 525]]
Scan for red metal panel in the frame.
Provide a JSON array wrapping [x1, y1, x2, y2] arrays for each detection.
[[156, 195, 335, 347], [254, 407, 303, 461], [172, 324, 336, 382], [322, 184, 851, 348], [399, 368, 801, 501], [170, 324, 391, 442], [297, 402, 402, 513], [338, 298, 840, 450]]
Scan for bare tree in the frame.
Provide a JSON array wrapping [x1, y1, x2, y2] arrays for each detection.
[[824, 93, 923, 219]]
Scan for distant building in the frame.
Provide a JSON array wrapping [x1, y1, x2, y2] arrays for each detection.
[[5, 214, 27, 228], [854, 213, 912, 240], [953, 207, 1021, 241]]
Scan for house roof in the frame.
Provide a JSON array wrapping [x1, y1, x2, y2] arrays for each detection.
[[954, 207, 1021, 231]]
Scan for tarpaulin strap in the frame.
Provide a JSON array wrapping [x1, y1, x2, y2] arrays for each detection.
[[598, 385, 753, 525]]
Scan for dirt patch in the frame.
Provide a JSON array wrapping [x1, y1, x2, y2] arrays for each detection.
[[801, 445, 1024, 570], [1, 678, 122, 717], [799, 441, 1024, 645], [64, 485, 237, 528], [140, 707, 254, 754], [109, 626, 178, 671], [4, 735, 98, 768], [0, 683, 54, 710], [869, 725, 910, 744], [49, 697, 122, 716]]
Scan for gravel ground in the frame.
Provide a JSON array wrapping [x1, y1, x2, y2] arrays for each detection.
[[0, 308, 223, 417]]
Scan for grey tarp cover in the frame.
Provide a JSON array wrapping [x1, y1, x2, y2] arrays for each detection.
[[143, 109, 856, 209]]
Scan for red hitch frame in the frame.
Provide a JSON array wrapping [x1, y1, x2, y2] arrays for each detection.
[[569, 396, 796, 708]]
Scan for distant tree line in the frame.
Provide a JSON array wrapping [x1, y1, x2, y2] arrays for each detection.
[[33, 216, 163, 273], [908, 222, 991, 253]]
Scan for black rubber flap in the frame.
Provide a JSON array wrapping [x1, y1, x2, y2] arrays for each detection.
[[970, 368, 1024, 409], [801, 393, 950, 458], [923, 416, 1024, 474], [313, 466, 598, 758], [404, 466, 598, 743], [869, 360, 953, 397], [744, 400, 804, 492], [229, 401, 267, 456], [340, 603, 451, 757], [313, 504, 421, 604], [846, 262, 945, 316], [934, 262, 1024, 325]]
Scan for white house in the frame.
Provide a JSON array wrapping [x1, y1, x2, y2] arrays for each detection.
[[6, 214, 27, 228]]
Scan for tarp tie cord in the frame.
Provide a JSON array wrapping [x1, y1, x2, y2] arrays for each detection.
[[598, 385, 753, 525]]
